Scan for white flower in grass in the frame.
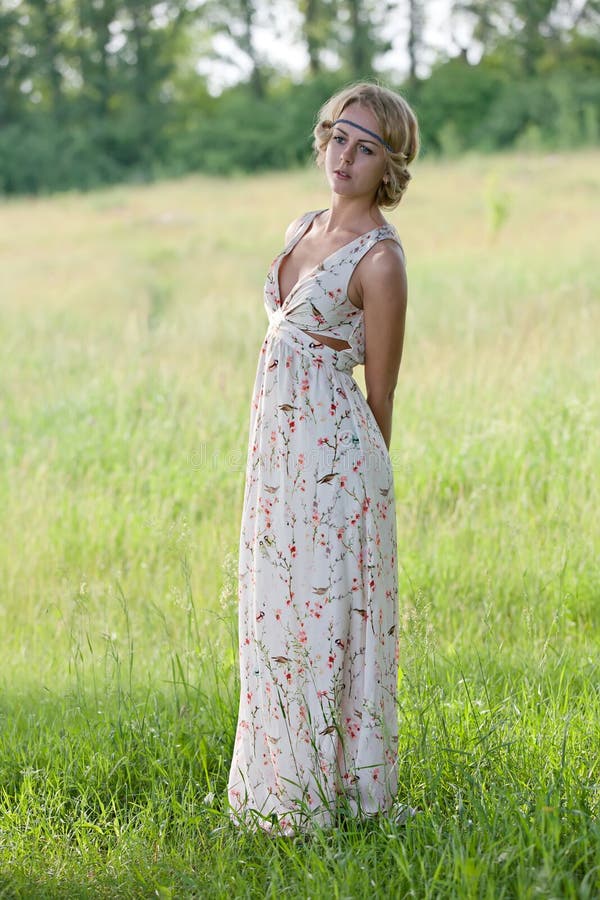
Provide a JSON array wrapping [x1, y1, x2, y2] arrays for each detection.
[[203, 791, 215, 806]]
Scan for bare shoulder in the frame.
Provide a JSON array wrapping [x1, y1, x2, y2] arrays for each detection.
[[359, 238, 407, 307]]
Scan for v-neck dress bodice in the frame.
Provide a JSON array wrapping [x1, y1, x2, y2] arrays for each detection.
[[264, 210, 403, 372], [228, 209, 404, 835]]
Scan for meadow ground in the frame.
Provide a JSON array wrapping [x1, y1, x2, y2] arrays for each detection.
[[0, 149, 598, 898]]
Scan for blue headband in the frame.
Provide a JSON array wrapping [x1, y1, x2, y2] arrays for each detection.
[[332, 118, 394, 153]]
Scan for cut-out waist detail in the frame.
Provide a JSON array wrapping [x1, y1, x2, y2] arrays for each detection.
[[266, 313, 358, 375], [303, 330, 351, 351]]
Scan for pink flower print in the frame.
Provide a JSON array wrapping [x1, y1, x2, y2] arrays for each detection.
[[372, 768, 380, 782], [289, 420, 296, 432], [270, 431, 277, 444], [289, 544, 297, 558], [300, 378, 310, 393], [298, 629, 307, 645], [313, 356, 324, 369], [246, 692, 252, 702], [345, 717, 360, 740], [362, 497, 370, 513], [298, 453, 305, 466], [329, 403, 337, 416], [275, 609, 282, 621], [339, 476, 347, 490], [327, 654, 335, 669]]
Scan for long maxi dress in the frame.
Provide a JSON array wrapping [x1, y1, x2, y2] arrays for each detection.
[[228, 209, 403, 834]]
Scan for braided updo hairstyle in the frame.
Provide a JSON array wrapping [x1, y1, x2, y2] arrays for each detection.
[[313, 81, 420, 209]]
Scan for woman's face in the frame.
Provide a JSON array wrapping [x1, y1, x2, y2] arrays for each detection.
[[324, 102, 388, 203]]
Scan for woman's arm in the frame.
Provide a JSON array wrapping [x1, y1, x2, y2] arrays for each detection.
[[360, 242, 407, 449]]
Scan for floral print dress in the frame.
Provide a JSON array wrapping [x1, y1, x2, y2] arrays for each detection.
[[228, 209, 403, 834]]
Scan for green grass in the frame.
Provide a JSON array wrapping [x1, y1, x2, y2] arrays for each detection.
[[0, 149, 599, 897]]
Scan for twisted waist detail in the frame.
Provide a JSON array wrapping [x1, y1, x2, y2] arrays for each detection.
[[266, 309, 358, 375]]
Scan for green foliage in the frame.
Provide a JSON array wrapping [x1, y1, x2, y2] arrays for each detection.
[[409, 56, 600, 155], [0, 116, 124, 194], [168, 73, 348, 175], [0, 0, 599, 194], [408, 57, 509, 154]]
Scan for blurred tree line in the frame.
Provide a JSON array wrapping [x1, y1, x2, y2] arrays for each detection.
[[0, 0, 599, 194]]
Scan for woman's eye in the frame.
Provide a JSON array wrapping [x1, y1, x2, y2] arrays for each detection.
[[360, 145, 373, 155], [333, 134, 345, 144]]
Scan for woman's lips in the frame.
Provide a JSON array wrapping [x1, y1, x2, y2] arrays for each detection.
[[335, 169, 351, 179]]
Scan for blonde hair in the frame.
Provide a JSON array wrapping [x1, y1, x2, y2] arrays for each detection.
[[313, 81, 420, 209]]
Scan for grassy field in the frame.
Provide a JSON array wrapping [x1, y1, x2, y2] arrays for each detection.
[[0, 148, 599, 898]]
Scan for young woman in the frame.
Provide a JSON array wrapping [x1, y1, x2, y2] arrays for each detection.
[[228, 82, 420, 834]]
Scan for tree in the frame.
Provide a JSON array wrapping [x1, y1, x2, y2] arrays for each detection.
[[406, 0, 425, 81], [451, 0, 599, 74], [335, 0, 392, 78], [299, 0, 336, 75], [0, 2, 24, 125], [202, 0, 267, 97]]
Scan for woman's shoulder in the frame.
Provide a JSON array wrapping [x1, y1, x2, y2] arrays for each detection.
[[373, 220, 406, 265], [359, 227, 406, 280]]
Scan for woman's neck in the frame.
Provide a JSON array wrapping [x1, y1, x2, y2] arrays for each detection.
[[323, 194, 386, 236]]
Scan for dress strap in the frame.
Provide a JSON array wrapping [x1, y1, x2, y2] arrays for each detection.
[[286, 209, 325, 249], [349, 225, 406, 270]]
